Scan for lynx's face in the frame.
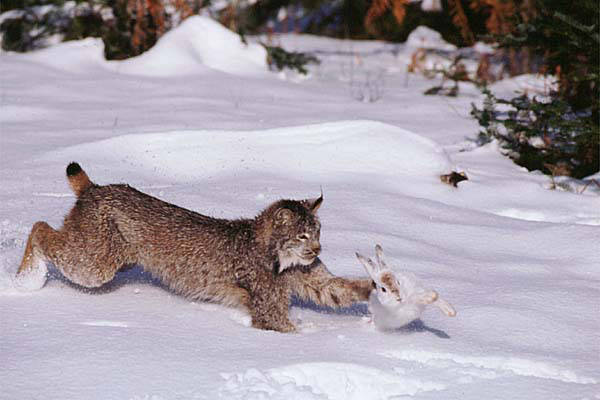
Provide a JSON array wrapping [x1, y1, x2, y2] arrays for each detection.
[[278, 220, 322, 271], [270, 196, 323, 273]]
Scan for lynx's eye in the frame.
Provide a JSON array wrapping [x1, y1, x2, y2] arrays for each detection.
[[381, 287, 387, 293], [297, 233, 310, 241]]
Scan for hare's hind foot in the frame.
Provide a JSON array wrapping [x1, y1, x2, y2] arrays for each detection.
[[435, 298, 457, 317], [417, 290, 438, 305]]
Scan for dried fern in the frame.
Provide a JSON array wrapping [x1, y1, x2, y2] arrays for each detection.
[[448, 0, 475, 44], [127, 0, 167, 55], [173, 0, 196, 20], [365, 0, 409, 34], [391, 0, 408, 27]]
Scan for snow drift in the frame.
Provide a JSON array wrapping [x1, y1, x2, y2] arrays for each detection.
[[13, 15, 268, 77], [114, 15, 268, 77], [17, 37, 106, 74], [44, 120, 451, 184], [405, 26, 457, 52]]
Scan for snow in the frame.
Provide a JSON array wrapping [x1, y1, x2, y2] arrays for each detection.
[[44, 120, 451, 184], [473, 41, 496, 55], [11, 15, 267, 77], [1, 18, 599, 400], [220, 363, 446, 399], [405, 26, 457, 52], [18, 37, 107, 74], [114, 15, 268, 77], [421, 0, 443, 13]]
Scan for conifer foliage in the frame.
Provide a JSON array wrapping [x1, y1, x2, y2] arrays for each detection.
[[472, 0, 599, 179], [264, 44, 320, 75]]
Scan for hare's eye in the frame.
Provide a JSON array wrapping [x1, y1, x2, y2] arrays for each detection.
[[297, 233, 310, 241], [381, 287, 387, 293]]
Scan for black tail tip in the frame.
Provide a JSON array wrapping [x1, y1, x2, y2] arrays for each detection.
[[66, 162, 82, 177]]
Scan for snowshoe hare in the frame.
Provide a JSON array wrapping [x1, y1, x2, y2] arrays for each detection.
[[356, 244, 456, 331]]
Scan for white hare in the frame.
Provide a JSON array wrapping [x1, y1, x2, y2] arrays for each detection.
[[356, 244, 456, 331]]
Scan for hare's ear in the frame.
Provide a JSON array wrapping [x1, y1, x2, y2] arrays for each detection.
[[375, 244, 387, 269], [356, 252, 379, 279]]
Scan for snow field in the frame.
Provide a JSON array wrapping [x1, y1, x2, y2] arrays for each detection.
[[1, 16, 599, 400], [220, 362, 445, 399]]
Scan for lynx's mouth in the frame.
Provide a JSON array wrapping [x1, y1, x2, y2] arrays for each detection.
[[297, 248, 320, 262], [292, 250, 317, 265], [277, 249, 318, 273], [299, 255, 317, 263]]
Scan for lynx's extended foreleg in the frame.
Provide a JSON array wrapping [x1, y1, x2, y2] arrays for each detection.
[[287, 260, 373, 308]]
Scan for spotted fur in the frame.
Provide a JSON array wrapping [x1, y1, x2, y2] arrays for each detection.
[[16, 163, 372, 332]]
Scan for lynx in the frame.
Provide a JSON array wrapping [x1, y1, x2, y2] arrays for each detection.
[[16, 163, 373, 332]]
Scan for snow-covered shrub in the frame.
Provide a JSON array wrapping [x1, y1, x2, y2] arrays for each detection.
[[263, 44, 320, 75], [471, 0, 599, 179], [472, 88, 598, 179], [0, 1, 109, 52]]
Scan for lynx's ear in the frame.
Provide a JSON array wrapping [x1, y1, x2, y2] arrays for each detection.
[[275, 208, 294, 225], [304, 193, 323, 214]]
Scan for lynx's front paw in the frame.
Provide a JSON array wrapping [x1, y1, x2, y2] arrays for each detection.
[[277, 321, 297, 333], [252, 318, 297, 333]]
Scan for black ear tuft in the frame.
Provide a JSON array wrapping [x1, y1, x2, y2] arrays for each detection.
[[305, 192, 323, 214], [66, 162, 82, 177]]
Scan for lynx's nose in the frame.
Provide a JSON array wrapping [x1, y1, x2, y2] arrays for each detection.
[[311, 243, 321, 255]]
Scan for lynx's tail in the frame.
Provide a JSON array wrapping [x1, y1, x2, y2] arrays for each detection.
[[66, 162, 93, 197]]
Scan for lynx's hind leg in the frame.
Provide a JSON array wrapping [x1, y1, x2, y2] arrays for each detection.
[[16, 220, 125, 290], [15, 221, 52, 290]]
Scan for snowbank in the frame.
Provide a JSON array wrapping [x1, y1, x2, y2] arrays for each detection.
[[405, 26, 457, 51], [19, 37, 106, 74], [45, 120, 451, 184], [12, 15, 267, 77], [491, 73, 558, 97], [113, 15, 268, 77]]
